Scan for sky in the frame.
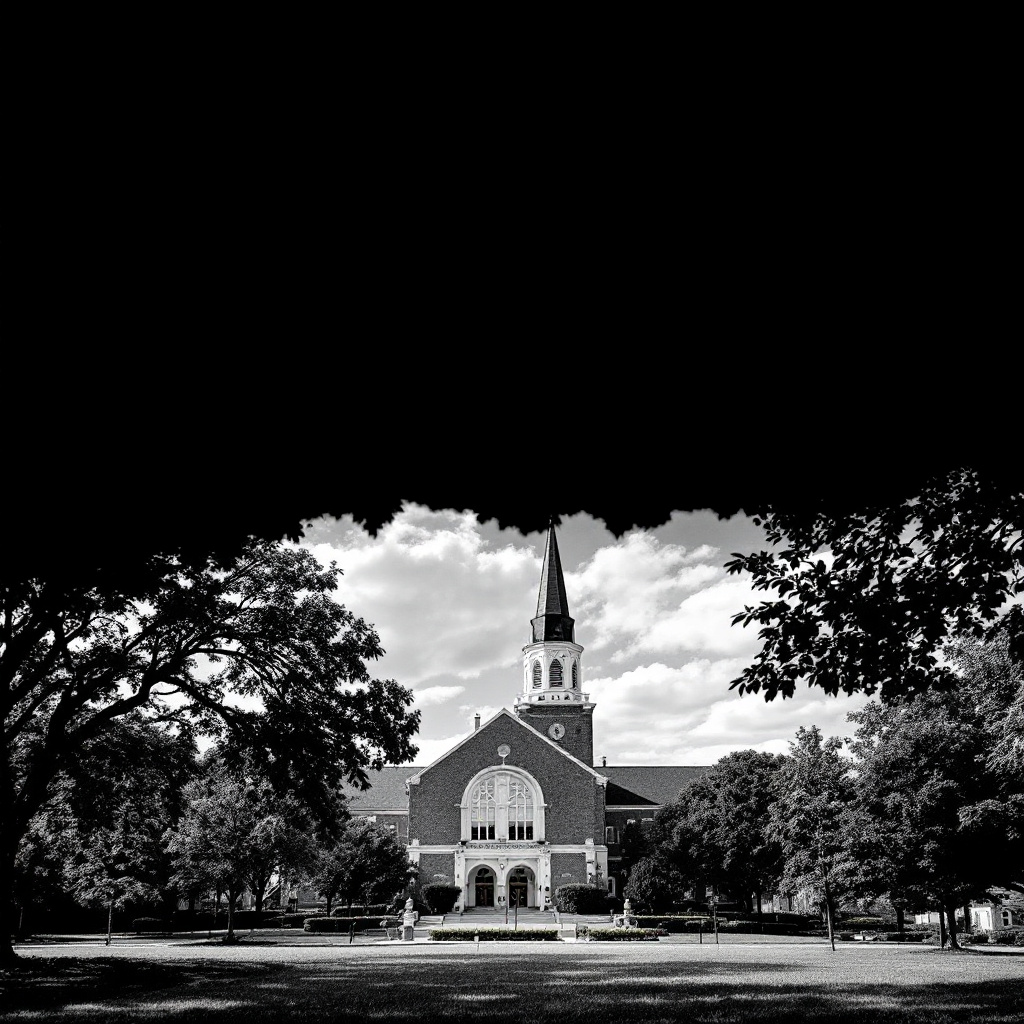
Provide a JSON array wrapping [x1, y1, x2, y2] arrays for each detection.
[[295, 504, 875, 770]]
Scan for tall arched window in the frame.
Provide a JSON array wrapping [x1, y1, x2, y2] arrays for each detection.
[[549, 659, 563, 686], [532, 662, 542, 688], [571, 661, 578, 688], [462, 768, 545, 843], [470, 778, 496, 840], [507, 779, 534, 840]]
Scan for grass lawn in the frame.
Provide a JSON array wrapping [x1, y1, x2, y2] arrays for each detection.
[[2, 941, 1021, 1022]]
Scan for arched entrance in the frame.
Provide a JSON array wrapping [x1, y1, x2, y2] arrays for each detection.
[[473, 867, 495, 907], [506, 865, 536, 908]]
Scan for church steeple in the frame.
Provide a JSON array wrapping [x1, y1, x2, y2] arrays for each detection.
[[531, 519, 575, 643], [515, 519, 594, 765]]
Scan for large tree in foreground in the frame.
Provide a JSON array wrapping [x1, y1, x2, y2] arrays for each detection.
[[726, 467, 1024, 702], [1, 538, 419, 963]]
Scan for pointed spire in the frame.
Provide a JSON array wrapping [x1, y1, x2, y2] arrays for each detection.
[[531, 519, 575, 643]]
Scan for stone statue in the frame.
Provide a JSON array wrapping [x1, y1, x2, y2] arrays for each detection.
[[614, 897, 638, 929], [401, 897, 419, 941]]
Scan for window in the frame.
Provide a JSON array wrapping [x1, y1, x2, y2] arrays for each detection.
[[471, 778, 496, 840], [605, 826, 617, 844], [532, 662, 542, 688], [550, 659, 563, 686], [1002, 910, 1012, 927], [462, 768, 545, 844], [507, 779, 534, 840], [571, 661, 578, 688]]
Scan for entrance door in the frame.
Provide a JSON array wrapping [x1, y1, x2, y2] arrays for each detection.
[[509, 878, 527, 908], [508, 866, 532, 908], [475, 869, 494, 907]]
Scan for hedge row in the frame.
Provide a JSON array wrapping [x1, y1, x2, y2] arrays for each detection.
[[430, 928, 559, 942], [305, 917, 399, 933], [328, 905, 391, 918], [582, 927, 661, 942]]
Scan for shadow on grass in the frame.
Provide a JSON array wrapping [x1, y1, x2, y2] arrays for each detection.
[[4, 953, 1024, 1023]]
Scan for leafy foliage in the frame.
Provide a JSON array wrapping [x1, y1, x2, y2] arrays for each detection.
[[305, 816, 415, 915], [2, 537, 419, 959], [845, 616, 1024, 946], [726, 468, 1024, 701], [767, 726, 860, 949], [420, 883, 462, 915], [164, 756, 319, 941], [654, 750, 785, 913]]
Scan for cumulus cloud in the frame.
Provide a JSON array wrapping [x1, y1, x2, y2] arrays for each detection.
[[296, 506, 870, 771], [414, 685, 465, 707]]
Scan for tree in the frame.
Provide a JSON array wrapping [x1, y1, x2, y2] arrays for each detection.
[[846, 617, 1024, 949], [726, 467, 1024, 702], [306, 817, 415, 915], [165, 759, 318, 943], [769, 726, 860, 951], [622, 854, 686, 914], [656, 750, 786, 915], [2, 538, 419, 962], [15, 715, 197, 940]]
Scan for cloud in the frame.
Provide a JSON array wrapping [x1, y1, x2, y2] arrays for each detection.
[[414, 685, 465, 707]]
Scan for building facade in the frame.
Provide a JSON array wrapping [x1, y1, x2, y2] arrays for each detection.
[[347, 522, 706, 911]]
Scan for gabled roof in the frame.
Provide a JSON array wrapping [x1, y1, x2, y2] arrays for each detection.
[[601, 765, 710, 807], [343, 766, 422, 811], [412, 708, 606, 783]]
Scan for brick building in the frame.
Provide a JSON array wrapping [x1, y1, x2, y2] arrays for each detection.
[[346, 521, 707, 911]]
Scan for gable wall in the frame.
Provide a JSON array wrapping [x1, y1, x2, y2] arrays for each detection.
[[409, 715, 604, 846]]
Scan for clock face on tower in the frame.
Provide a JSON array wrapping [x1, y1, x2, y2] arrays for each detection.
[[548, 722, 565, 740]]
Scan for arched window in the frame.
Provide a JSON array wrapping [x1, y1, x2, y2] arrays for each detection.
[[532, 662, 542, 688], [507, 779, 534, 840], [571, 661, 578, 688], [462, 768, 545, 843], [549, 659, 563, 686], [470, 778, 496, 840]]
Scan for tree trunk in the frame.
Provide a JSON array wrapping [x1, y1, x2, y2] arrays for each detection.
[[823, 876, 835, 952], [938, 909, 947, 948], [325, 892, 333, 917], [106, 899, 114, 946], [945, 904, 960, 950], [895, 906, 905, 935], [224, 888, 236, 943], [755, 889, 763, 917], [0, 815, 20, 965]]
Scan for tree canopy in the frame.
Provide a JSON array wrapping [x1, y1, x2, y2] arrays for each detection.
[[726, 467, 1024, 702], [1, 537, 419, 962]]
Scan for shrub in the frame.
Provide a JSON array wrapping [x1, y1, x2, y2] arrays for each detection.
[[421, 884, 462, 915], [265, 913, 315, 928], [991, 928, 1024, 945], [585, 927, 660, 941], [331, 904, 390, 918], [429, 927, 559, 941], [554, 884, 609, 914], [840, 917, 891, 930], [304, 916, 395, 933], [132, 917, 169, 933], [964, 933, 989, 944]]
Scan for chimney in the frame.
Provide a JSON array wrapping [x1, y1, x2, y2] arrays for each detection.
[[602, 756, 607, 767], [474, 714, 481, 731]]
